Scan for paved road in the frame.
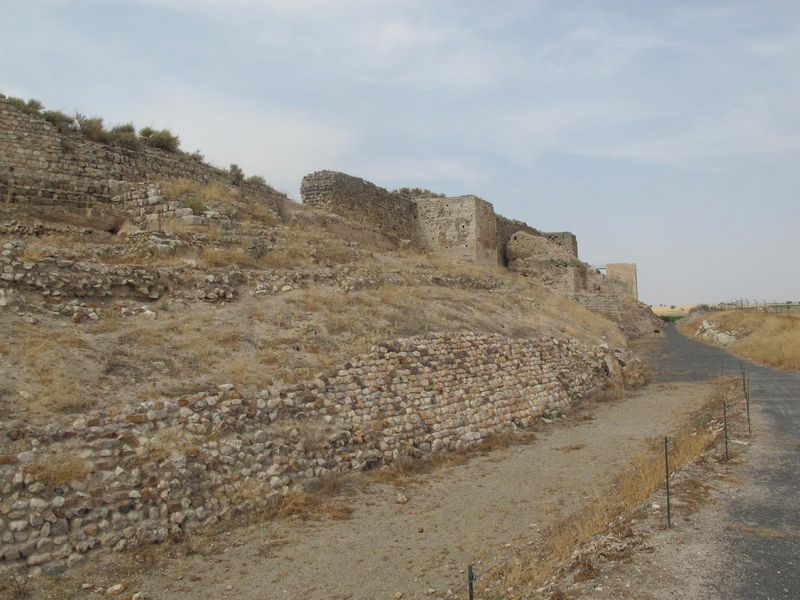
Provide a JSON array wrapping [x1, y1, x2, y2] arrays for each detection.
[[644, 323, 800, 600]]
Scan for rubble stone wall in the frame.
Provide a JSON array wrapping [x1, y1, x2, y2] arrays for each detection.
[[300, 170, 418, 242], [413, 196, 498, 266], [0, 97, 285, 218], [0, 332, 631, 576]]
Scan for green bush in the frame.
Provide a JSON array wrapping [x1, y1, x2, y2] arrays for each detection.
[[42, 110, 75, 134], [189, 149, 205, 161], [139, 126, 155, 139], [229, 163, 244, 185], [6, 97, 43, 116], [144, 128, 180, 152], [76, 114, 111, 143], [245, 175, 267, 187], [183, 197, 206, 215], [109, 123, 140, 149]]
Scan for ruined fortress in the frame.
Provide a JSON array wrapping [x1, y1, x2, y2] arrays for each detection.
[[0, 94, 651, 578], [301, 170, 639, 316]]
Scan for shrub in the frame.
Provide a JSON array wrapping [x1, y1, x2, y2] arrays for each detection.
[[183, 196, 206, 215], [109, 122, 140, 149], [6, 96, 43, 116], [245, 174, 267, 186], [189, 149, 205, 161], [144, 128, 180, 151], [139, 126, 155, 139], [76, 114, 111, 143], [229, 163, 244, 185], [42, 110, 75, 134]]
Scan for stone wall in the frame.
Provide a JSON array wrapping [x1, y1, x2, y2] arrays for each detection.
[[569, 292, 622, 322], [0, 332, 634, 576], [414, 196, 498, 266], [0, 97, 285, 219], [607, 263, 638, 301], [495, 215, 541, 266], [300, 171, 418, 243], [506, 231, 588, 294]]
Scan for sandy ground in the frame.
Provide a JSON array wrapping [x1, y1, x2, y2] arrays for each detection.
[[30, 381, 717, 600]]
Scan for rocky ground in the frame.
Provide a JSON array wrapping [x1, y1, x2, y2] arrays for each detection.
[[1, 195, 626, 429]]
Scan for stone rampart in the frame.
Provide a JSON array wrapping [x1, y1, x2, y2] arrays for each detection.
[[607, 263, 638, 301], [0, 332, 635, 576], [414, 195, 498, 266], [0, 97, 285, 219], [300, 170, 418, 242]]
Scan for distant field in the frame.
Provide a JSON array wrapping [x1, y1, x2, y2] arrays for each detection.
[[652, 304, 695, 317]]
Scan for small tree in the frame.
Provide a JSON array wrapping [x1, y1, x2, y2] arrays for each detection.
[[143, 128, 180, 152], [229, 163, 244, 185], [245, 174, 267, 187], [110, 123, 140, 149], [42, 110, 75, 134], [6, 97, 43, 116], [76, 114, 111, 143]]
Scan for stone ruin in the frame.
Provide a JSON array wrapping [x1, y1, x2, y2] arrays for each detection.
[[300, 169, 641, 319]]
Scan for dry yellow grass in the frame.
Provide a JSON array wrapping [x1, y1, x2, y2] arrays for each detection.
[[162, 178, 240, 208], [681, 310, 800, 370], [482, 378, 738, 594], [23, 451, 89, 486]]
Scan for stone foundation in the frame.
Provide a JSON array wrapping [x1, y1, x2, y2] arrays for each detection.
[[0, 332, 636, 576]]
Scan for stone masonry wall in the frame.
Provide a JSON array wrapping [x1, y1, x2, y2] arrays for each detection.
[[300, 170, 418, 243], [0, 97, 285, 218], [413, 196, 498, 266], [0, 332, 632, 576], [607, 263, 638, 301]]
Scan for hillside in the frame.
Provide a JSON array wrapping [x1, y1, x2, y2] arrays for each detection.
[[0, 94, 655, 580], [680, 309, 800, 370]]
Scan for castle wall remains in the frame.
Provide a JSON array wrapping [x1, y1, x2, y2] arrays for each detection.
[[0, 97, 285, 220], [0, 332, 635, 576], [607, 263, 639, 301], [413, 195, 498, 266], [300, 170, 417, 243]]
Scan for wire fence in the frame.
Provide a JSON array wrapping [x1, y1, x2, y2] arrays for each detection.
[[462, 365, 756, 600], [705, 300, 800, 317]]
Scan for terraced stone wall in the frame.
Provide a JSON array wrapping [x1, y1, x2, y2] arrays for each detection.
[[0, 96, 285, 217], [0, 332, 635, 576]]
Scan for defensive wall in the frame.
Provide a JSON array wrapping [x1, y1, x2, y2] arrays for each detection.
[[0, 96, 286, 224], [300, 170, 638, 302], [0, 332, 638, 575]]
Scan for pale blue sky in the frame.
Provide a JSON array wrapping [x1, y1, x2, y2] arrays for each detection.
[[2, 0, 799, 304]]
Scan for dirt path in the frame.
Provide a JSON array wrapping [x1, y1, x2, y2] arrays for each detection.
[[31, 380, 719, 600], [612, 323, 800, 600]]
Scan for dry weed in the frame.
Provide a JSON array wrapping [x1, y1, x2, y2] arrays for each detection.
[[483, 380, 738, 594], [682, 310, 800, 370], [23, 451, 89, 486]]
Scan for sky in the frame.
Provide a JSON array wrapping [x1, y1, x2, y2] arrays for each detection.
[[2, 0, 799, 305]]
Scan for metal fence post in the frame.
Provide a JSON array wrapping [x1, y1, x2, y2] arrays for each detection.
[[468, 564, 475, 600], [745, 378, 752, 436], [723, 401, 729, 461], [664, 436, 671, 528]]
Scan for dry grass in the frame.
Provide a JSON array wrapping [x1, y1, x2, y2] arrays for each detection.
[[483, 379, 738, 595], [145, 426, 200, 462], [368, 430, 534, 486], [162, 178, 239, 208], [272, 490, 354, 521], [22, 451, 89, 487], [682, 310, 800, 370]]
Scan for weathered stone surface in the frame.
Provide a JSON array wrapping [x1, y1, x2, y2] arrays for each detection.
[[0, 331, 639, 576]]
